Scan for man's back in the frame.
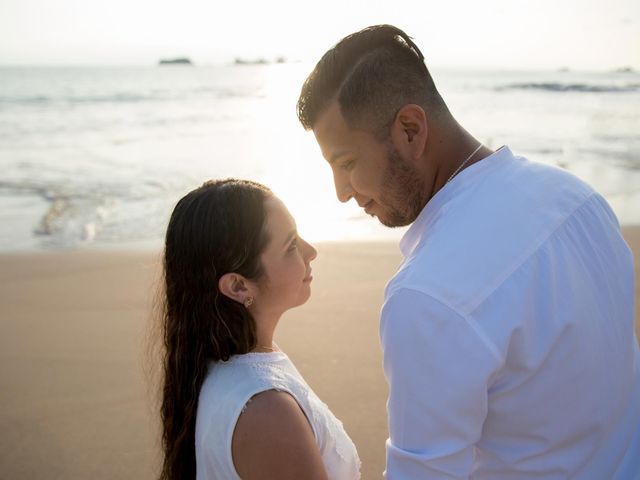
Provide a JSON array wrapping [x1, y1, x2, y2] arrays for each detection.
[[382, 147, 640, 478]]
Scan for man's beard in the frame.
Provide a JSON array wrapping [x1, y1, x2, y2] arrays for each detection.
[[377, 144, 425, 228]]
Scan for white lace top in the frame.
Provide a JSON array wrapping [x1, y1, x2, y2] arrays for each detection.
[[195, 350, 361, 480]]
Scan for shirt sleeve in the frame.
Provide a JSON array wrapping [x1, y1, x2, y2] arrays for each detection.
[[380, 287, 501, 479]]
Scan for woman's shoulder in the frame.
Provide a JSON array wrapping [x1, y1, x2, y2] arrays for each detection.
[[199, 352, 302, 408], [233, 389, 316, 446], [207, 351, 292, 381], [232, 390, 329, 479], [195, 355, 301, 470], [198, 354, 361, 479]]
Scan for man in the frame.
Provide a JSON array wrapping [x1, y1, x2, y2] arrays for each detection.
[[297, 24, 640, 479]]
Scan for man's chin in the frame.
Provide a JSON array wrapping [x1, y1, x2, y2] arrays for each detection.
[[377, 212, 414, 228]]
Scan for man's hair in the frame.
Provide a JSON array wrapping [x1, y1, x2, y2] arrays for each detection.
[[297, 24, 448, 139]]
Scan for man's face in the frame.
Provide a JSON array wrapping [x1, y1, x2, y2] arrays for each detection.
[[312, 102, 424, 227]]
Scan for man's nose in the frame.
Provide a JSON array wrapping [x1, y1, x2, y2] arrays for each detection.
[[334, 173, 353, 203]]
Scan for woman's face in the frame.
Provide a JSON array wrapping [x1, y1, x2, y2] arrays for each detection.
[[252, 196, 317, 316]]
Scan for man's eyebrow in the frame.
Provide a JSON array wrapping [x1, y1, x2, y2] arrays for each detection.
[[329, 150, 354, 165]]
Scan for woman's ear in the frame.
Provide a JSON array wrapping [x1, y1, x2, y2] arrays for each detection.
[[218, 273, 252, 304], [390, 104, 428, 163]]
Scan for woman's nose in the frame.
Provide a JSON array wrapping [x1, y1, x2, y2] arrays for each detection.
[[302, 238, 317, 262]]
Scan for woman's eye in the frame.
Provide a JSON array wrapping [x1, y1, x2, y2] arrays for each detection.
[[288, 239, 298, 251]]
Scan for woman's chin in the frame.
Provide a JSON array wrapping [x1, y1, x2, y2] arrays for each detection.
[[297, 287, 312, 307]]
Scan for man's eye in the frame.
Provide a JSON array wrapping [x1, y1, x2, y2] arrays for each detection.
[[288, 239, 298, 251], [341, 159, 355, 170]]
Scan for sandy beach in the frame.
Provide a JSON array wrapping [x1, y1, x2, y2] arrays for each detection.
[[1, 227, 639, 479]]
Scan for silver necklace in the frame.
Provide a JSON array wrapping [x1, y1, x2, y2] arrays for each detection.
[[446, 144, 483, 184]]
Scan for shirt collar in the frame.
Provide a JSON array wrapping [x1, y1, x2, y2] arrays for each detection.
[[399, 145, 514, 258]]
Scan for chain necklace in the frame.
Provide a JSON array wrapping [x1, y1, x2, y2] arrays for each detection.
[[253, 344, 277, 352], [446, 144, 483, 184]]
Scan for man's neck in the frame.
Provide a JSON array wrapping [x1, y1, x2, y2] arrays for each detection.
[[422, 123, 494, 200]]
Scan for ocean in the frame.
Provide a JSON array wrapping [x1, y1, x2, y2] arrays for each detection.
[[1, 64, 639, 252]]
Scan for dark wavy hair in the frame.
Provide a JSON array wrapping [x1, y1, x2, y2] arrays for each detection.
[[158, 178, 272, 480], [297, 24, 448, 139]]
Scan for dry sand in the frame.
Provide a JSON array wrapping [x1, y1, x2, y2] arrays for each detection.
[[1, 227, 638, 479]]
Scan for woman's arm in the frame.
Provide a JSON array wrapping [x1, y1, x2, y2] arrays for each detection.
[[232, 390, 329, 480]]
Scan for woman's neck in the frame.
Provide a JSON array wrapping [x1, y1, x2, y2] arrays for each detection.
[[251, 311, 279, 352]]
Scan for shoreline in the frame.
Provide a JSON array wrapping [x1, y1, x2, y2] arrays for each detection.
[[2, 222, 639, 256], [1, 228, 638, 479]]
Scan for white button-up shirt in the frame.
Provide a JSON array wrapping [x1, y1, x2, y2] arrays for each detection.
[[381, 147, 640, 479]]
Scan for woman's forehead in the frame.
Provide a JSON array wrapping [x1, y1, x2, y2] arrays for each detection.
[[264, 196, 295, 234]]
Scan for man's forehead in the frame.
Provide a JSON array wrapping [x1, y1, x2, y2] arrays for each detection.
[[312, 102, 361, 162], [312, 102, 346, 138]]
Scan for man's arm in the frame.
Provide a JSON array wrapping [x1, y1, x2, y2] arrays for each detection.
[[381, 288, 501, 479]]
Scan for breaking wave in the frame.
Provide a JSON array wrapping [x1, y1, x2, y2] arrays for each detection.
[[497, 82, 640, 93]]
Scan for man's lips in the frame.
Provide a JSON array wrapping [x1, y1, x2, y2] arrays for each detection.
[[303, 270, 313, 283], [363, 200, 375, 214]]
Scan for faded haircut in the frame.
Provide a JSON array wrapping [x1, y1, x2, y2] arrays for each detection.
[[297, 24, 448, 139]]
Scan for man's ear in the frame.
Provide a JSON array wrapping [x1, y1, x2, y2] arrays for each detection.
[[218, 273, 252, 304], [390, 104, 428, 162]]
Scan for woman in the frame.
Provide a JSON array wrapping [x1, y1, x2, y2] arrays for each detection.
[[158, 178, 361, 480]]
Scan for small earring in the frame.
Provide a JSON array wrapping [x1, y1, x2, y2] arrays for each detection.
[[244, 297, 254, 308]]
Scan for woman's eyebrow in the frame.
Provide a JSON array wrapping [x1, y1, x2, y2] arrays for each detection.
[[282, 230, 297, 248]]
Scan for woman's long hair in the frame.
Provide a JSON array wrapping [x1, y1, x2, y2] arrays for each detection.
[[159, 178, 272, 480]]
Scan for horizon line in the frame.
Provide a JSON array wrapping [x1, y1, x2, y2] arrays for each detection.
[[0, 62, 637, 74]]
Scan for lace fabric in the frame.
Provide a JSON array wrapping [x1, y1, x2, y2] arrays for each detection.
[[236, 353, 361, 479]]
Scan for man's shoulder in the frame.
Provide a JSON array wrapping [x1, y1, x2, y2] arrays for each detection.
[[488, 152, 595, 204], [384, 154, 611, 315]]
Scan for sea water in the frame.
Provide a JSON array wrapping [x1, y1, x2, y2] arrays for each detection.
[[0, 64, 638, 251]]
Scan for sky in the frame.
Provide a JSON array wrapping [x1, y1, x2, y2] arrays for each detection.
[[1, 0, 638, 70]]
